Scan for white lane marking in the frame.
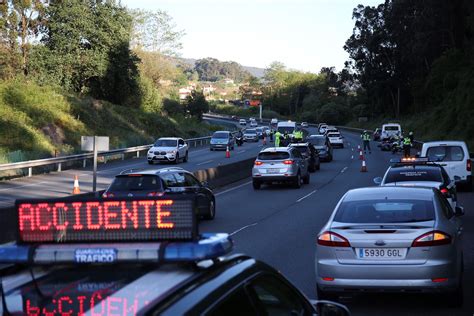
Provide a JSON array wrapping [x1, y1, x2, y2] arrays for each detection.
[[196, 160, 213, 166], [237, 150, 246, 154], [351, 148, 354, 152], [230, 222, 258, 236], [215, 180, 252, 196], [351, 155, 354, 160], [296, 190, 317, 203], [341, 167, 348, 173]]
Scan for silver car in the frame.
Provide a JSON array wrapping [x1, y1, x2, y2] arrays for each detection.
[[243, 128, 259, 142], [315, 186, 464, 307], [252, 147, 310, 189]]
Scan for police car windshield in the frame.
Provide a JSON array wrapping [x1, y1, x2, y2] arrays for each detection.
[[109, 174, 163, 191], [384, 126, 399, 131], [212, 132, 229, 139], [334, 199, 435, 223], [277, 127, 294, 134], [154, 139, 177, 147], [258, 152, 290, 160], [385, 166, 443, 183], [307, 137, 325, 146]]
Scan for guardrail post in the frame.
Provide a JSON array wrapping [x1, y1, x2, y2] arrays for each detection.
[[83, 159, 87, 168], [122, 154, 125, 160], [104, 156, 107, 164], [57, 163, 62, 172], [28, 167, 32, 177], [136, 151, 140, 158]]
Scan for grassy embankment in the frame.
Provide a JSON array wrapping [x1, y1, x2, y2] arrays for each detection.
[[0, 80, 223, 163]]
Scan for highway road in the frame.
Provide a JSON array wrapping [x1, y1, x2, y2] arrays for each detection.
[[1, 121, 473, 315], [200, 127, 474, 316]]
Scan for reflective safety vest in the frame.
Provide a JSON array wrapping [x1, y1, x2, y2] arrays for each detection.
[[403, 137, 412, 145], [362, 133, 370, 141]]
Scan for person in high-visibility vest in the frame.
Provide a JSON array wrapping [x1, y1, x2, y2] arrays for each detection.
[[361, 130, 371, 154], [274, 131, 281, 147], [403, 135, 412, 158], [295, 130, 303, 142]]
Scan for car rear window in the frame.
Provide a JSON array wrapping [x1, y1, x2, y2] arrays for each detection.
[[258, 152, 290, 160], [108, 175, 163, 191], [328, 133, 340, 137], [384, 166, 443, 183], [307, 137, 325, 146], [154, 139, 177, 147], [426, 146, 465, 162], [212, 132, 229, 139], [384, 126, 400, 131], [334, 199, 435, 223]]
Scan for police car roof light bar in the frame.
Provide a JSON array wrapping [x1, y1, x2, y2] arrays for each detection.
[[0, 233, 233, 265]]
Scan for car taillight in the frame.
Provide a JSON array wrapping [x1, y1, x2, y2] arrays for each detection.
[[102, 192, 114, 198], [440, 187, 449, 195], [317, 231, 350, 247], [467, 159, 471, 172], [255, 161, 263, 166], [147, 192, 165, 197], [412, 231, 451, 247], [283, 160, 293, 165]]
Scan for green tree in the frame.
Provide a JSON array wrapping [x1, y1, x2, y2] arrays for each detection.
[[186, 90, 209, 120]]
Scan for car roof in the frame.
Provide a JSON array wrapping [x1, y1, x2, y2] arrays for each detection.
[[422, 141, 468, 147], [308, 134, 325, 138], [119, 167, 187, 176], [158, 137, 180, 141], [389, 163, 444, 170], [289, 142, 310, 147], [343, 186, 435, 202], [213, 130, 230, 134], [260, 147, 292, 153]]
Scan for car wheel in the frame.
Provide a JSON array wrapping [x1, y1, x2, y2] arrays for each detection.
[[183, 151, 188, 162], [316, 286, 338, 301], [147, 160, 153, 165], [203, 199, 215, 220], [303, 172, 310, 184], [174, 153, 179, 164], [253, 180, 261, 190], [293, 173, 302, 189]]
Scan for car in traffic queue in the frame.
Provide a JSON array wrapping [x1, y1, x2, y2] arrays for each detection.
[[374, 157, 459, 209], [327, 132, 344, 148], [261, 126, 271, 137], [301, 122, 309, 128], [319, 124, 328, 135], [381, 123, 402, 140], [243, 128, 259, 142], [270, 118, 278, 130], [0, 196, 350, 316], [255, 127, 264, 139], [289, 142, 321, 172], [307, 134, 333, 162], [239, 118, 247, 126], [252, 147, 310, 189], [315, 186, 464, 307], [421, 140, 473, 191], [147, 137, 188, 165], [250, 120, 259, 128], [103, 167, 216, 219], [210, 130, 234, 151]]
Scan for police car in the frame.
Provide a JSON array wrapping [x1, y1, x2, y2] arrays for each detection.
[[0, 196, 350, 316]]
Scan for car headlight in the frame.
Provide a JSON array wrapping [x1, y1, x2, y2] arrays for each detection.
[[166, 150, 176, 154]]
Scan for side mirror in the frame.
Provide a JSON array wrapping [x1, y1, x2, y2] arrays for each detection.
[[373, 177, 383, 185], [455, 206, 464, 217], [314, 301, 351, 316]]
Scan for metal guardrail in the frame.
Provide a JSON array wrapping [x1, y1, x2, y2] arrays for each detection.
[[0, 136, 215, 176]]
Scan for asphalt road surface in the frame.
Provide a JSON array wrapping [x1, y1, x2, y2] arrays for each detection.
[[201, 127, 474, 316]]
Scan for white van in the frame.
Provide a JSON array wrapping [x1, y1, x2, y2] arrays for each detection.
[[381, 123, 402, 140], [421, 141, 472, 191], [277, 121, 296, 134]]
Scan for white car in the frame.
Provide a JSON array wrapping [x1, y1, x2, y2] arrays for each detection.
[[327, 132, 344, 148], [147, 137, 188, 164], [239, 119, 247, 126], [381, 123, 402, 140], [421, 141, 472, 191], [250, 120, 258, 127], [319, 124, 328, 135], [301, 122, 308, 128]]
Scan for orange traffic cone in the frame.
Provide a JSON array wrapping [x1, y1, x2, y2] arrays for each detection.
[[72, 175, 81, 194], [360, 159, 368, 172], [263, 136, 267, 145], [225, 145, 230, 158], [359, 149, 364, 160]]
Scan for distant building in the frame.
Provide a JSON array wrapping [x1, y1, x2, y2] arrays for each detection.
[[179, 86, 194, 101], [159, 79, 173, 87], [202, 85, 216, 94], [223, 78, 234, 85]]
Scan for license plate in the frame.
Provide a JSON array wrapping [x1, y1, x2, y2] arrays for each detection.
[[356, 248, 407, 260], [75, 248, 117, 263], [266, 168, 280, 174]]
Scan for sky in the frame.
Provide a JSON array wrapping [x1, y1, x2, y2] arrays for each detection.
[[121, 0, 383, 73]]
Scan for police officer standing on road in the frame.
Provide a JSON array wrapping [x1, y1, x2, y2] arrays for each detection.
[[274, 130, 281, 147], [403, 134, 412, 158], [409, 131, 414, 143], [270, 129, 274, 142], [361, 130, 371, 154]]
